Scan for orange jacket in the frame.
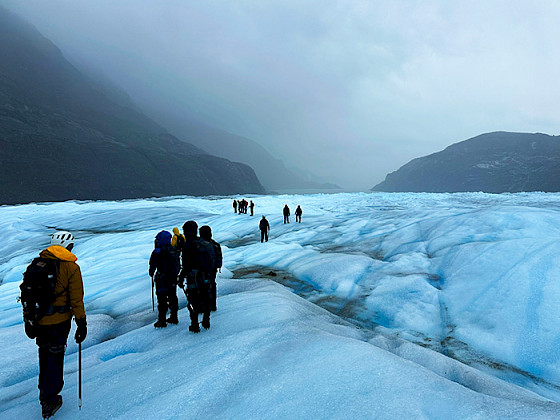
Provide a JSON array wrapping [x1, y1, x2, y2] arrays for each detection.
[[38, 245, 86, 325]]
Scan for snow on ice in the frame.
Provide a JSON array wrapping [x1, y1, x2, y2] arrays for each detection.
[[1, 192, 560, 419]]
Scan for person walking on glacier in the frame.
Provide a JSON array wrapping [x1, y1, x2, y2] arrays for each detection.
[[233, 199, 237, 214], [295, 205, 303, 223], [259, 215, 270, 242], [149, 230, 181, 328], [283, 204, 290, 224], [199, 225, 222, 312], [20, 231, 86, 419], [180, 221, 214, 332]]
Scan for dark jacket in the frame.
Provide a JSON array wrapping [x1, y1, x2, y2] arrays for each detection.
[[283, 206, 290, 216], [149, 244, 180, 292], [210, 239, 222, 271], [259, 218, 270, 231]]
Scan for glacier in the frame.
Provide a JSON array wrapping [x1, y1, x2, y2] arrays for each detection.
[[1, 192, 560, 419]]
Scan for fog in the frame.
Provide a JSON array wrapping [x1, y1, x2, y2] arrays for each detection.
[[3, 0, 560, 190]]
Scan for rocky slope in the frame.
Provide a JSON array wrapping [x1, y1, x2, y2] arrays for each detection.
[[0, 5, 265, 204], [372, 132, 560, 193]]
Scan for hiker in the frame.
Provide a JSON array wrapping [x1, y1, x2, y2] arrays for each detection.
[[233, 200, 237, 214], [259, 216, 270, 242], [295, 205, 303, 223], [237, 200, 242, 215], [241, 199, 248, 214], [180, 221, 213, 332], [171, 227, 185, 250], [249, 200, 255, 216], [283, 204, 290, 224], [149, 230, 181, 328], [199, 225, 222, 312], [20, 231, 86, 419]]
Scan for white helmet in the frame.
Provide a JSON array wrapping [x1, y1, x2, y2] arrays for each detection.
[[51, 231, 75, 248]]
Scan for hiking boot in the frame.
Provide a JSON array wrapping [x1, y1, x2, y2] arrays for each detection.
[[189, 323, 200, 333], [154, 319, 167, 328], [166, 315, 179, 325], [41, 395, 62, 419], [202, 317, 210, 330]]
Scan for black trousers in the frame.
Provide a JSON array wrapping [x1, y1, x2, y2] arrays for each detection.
[[185, 285, 211, 325], [156, 287, 178, 320], [296, 214, 301, 222], [260, 230, 268, 242], [283, 215, 289, 223], [36, 319, 72, 404]]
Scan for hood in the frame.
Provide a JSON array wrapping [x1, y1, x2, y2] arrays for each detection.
[[40, 245, 78, 262], [155, 230, 172, 248]]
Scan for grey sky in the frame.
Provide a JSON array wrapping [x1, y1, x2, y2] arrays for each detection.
[[4, 0, 560, 190]]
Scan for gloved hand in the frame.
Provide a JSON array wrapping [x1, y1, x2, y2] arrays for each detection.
[[75, 317, 87, 344], [25, 322, 37, 339]]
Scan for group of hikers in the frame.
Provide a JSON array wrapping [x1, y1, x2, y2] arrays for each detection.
[[233, 198, 254, 216], [19, 199, 306, 418], [283, 204, 303, 224], [19, 220, 222, 418], [149, 221, 222, 332]]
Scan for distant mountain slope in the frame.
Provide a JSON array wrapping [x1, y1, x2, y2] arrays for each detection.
[[372, 132, 560, 193], [146, 108, 339, 192], [0, 5, 264, 204]]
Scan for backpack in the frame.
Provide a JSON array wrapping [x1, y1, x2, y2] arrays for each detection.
[[195, 239, 216, 281], [19, 258, 61, 330], [158, 245, 181, 280]]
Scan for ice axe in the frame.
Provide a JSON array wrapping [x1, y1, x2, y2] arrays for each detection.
[[78, 342, 82, 410]]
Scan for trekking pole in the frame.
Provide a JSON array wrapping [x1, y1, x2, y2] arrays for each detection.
[[151, 275, 155, 312], [78, 342, 82, 410]]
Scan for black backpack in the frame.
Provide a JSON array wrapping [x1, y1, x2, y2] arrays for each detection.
[[19, 258, 61, 330], [156, 245, 180, 281], [195, 239, 216, 277]]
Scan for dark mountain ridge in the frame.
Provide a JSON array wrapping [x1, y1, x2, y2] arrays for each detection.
[[372, 132, 560, 193], [0, 5, 264, 204], [144, 106, 341, 192]]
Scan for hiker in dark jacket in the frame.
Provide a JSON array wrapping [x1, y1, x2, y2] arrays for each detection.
[[199, 225, 222, 312], [22, 231, 86, 419], [179, 220, 214, 332], [249, 200, 255, 216], [295, 205, 303, 223], [259, 216, 270, 242], [149, 230, 180, 328], [283, 205, 290, 224], [233, 200, 237, 213]]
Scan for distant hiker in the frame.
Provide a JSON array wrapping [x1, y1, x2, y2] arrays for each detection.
[[237, 200, 242, 215], [199, 225, 222, 312], [180, 221, 213, 332], [259, 216, 270, 242], [233, 200, 237, 214], [249, 200, 255, 216], [20, 231, 86, 419], [171, 227, 185, 250], [149, 230, 180, 328], [295, 205, 303, 223], [241, 199, 248, 214], [283, 205, 290, 224]]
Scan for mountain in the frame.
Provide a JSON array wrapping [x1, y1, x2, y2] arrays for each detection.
[[372, 131, 560, 193], [0, 5, 265, 205], [144, 107, 340, 192]]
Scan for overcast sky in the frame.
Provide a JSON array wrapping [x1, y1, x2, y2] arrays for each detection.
[[4, 0, 560, 190]]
